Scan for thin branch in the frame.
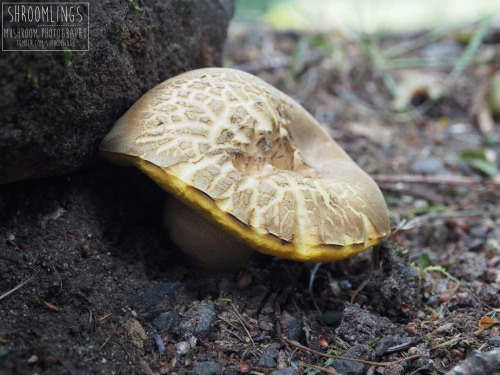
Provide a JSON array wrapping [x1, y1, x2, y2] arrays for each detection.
[[0, 270, 40, 301], [283, 337, 421, 367], [231, 304, 255, 347]]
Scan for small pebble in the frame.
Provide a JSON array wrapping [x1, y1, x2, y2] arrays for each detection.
[[152, 311, 175, 332], [192, 361, 221, 375], [175, 341, 191, 355], [374, 335, 393, 356], [426, 295, 439, 307], [488, 336, 500, 346], [258, 346, 279, 368], [282, 311, 303, 341], [323, 310, 342, 326]]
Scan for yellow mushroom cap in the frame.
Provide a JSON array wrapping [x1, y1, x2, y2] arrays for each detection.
[[100, 68, 390, 263]]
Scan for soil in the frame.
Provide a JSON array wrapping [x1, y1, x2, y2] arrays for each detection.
[[1, 23, 500, 375]]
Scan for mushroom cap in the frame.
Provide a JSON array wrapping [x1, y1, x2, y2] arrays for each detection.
[[100, 68, 390, 263]]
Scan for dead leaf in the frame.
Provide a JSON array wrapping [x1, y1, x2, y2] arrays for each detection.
[[0, 336, 11, 343], [40, 298, 63, 312], [474, 315, 500, 335], [391, 70, 443, 111]]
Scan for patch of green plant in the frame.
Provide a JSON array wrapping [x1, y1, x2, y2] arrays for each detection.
[[62, 47, 72, 68], [395, 245, 409, 257], [0, 346, 8, 362], [462, 340, 477, 349], [418, 253, 434, 274], [129, 0, 143, 12], [183, 346, 199, 361], [412, 200, 430, 215], [459, 148, 499, 177], [366, 337, 381, 352], [26, 70, 38, 87]]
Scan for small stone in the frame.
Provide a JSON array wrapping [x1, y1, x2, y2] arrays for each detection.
[[258, 346, 279, 368], [488, 336, 500, 346], [193, 304, 216, 337], [269, 367, 298, 375], [282, 311, 303, 341], [152, 311, 175, 332], [467, 239, 485, 252], [469, 225, 487, 238], [411, 158, 445, 175], [193, 361, 221, 375], [175, 341, 191, 355], [426, 295, 439, 307], [27, 355, 38, 364], [323, 310, 342, 326], [374, 335, 393, 356]]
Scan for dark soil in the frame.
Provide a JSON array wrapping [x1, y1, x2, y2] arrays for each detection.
[[1, 23, 500, 375]]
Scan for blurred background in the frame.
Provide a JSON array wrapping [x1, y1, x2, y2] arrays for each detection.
[[233, 0, 500, 33]]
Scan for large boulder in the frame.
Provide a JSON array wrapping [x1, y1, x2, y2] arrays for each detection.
[[0, 0, 233, 184]]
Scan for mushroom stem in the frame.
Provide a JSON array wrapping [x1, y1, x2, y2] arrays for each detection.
[[163, 195, 254, 270]]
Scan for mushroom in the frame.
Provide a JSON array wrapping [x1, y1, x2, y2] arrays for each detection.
[[100, 68, 390, 269]]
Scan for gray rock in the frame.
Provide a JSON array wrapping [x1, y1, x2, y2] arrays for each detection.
[[323, 310, 342, 326], [192, 304, 216, 337], [282, 311, 303, 341], [258, 346, 279, 368], [152, 311, 175, 332], [176, 303, 216, 339], [193, 361, 222, 375], [0, 0, 234, 184], [488, 336, 500, 346], [269, 367, 298, 375], [374, 335, 394, 356]]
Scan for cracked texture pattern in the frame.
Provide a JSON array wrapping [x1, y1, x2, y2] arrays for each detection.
[[101, 68, 389, 258]]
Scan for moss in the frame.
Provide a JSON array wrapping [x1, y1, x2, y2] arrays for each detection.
[[26, 70, 38, 87], [62, 48, 72, 68]]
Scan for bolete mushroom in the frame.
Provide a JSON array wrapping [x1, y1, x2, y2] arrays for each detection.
[[100, 68, 390, 269]]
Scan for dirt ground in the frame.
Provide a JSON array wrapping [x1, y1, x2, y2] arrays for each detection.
[[1, 21, 500, 375]]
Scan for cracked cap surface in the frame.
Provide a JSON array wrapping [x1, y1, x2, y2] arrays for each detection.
[[100, 68, 390, 263]]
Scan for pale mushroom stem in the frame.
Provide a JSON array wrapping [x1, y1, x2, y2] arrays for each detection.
[[163, 195, 254, 270]]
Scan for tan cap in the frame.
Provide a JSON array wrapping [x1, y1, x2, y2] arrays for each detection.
[[100, 68, 390, 267]]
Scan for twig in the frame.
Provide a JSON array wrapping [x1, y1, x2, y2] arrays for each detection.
[[231, 304, 255, 347], [99, 324, 120, 351], [284, 337, 422, 367], [0, 270, 40, 301], [373, 174, 500, 188]]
